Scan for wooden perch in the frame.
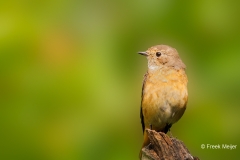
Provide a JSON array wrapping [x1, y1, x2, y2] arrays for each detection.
[[141, 129, 200, 160]]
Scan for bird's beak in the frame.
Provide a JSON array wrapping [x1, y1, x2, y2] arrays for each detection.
[[138, 51, 148, 56]]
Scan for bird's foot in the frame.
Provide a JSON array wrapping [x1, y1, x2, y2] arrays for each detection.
[[169, 130, 173, 138]]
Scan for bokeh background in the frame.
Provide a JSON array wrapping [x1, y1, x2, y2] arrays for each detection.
[[1, 0, 240, 159]]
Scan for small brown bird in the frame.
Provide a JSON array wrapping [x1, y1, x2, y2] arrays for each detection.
[[138, 45, 188, 157]]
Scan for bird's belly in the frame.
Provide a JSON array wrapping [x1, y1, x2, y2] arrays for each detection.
[[142, 81, 187, 131]]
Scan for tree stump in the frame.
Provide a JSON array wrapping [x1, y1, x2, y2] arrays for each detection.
[[141, 129, 200, 160]]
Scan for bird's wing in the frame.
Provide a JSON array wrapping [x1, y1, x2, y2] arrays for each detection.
[[140, 72, 148, 134], [140, 106, 144, 134]]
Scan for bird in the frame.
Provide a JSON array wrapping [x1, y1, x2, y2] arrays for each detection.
[[138, 44, 188, 158]]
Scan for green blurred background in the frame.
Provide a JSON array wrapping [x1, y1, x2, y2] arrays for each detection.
[[1, 0, 240, 159]]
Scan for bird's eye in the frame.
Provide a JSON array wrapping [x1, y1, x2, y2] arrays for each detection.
[[156, 52, 161, 57]]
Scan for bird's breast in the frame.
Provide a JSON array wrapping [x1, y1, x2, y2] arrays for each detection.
[[142, 68, 188, 130]]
